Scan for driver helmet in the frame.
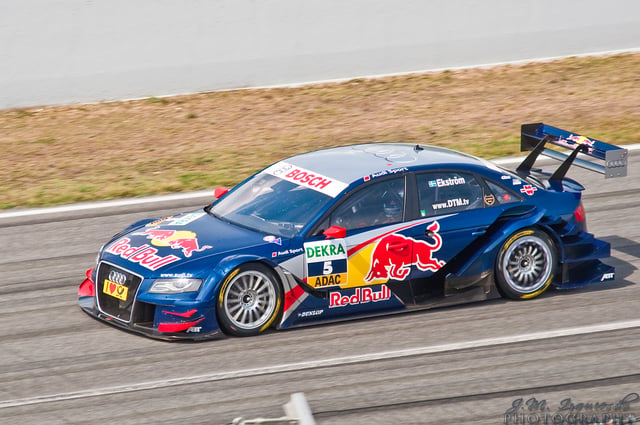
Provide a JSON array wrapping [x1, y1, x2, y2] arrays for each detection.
[[384, 200, 402, 220]]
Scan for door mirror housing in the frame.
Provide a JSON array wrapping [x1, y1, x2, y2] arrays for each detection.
[[323, 225, 346, 239], [214, 187, 229, 199]]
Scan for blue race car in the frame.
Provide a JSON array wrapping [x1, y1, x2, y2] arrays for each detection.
[[78, 123, 628, 340]]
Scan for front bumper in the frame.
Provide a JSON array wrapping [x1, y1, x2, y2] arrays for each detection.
[[78, 267, 223, 341]]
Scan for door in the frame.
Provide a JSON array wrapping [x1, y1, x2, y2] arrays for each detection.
[[303, 176, 407, 290]]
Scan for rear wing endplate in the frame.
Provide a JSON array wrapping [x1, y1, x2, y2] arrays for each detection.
[[517, 123, 628, 180]]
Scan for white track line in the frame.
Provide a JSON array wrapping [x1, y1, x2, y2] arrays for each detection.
[[97, 48, 640, 104], [246, 48, 640, 91], [2, 319, 640, 409], [0, 190, 212, 219], [1, 145, 638, 220]]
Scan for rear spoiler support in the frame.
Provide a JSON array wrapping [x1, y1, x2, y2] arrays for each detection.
[[517, 123, 628, 180]]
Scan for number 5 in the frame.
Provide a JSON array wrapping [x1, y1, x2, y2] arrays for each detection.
[[323, 261, 333, 275]]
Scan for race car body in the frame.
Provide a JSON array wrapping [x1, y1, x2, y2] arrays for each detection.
[[78, 123, 628, 340]]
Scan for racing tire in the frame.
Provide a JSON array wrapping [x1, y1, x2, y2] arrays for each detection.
[[495, 228, 556, 300], [217, 263, 283, 337]]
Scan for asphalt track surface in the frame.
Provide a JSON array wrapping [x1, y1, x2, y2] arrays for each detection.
[[1, 152, 639, 425]]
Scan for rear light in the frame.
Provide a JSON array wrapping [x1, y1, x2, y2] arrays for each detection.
[[574, 202, 586, 223]]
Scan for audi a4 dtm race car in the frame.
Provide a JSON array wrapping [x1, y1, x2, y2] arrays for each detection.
[[78, 123, 628, 340]]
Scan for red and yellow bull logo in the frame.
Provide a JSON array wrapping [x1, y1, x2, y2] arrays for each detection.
[[364, 221, 445, 282], [134, 229, 212, 258], [557, 134, 595, 154], [566, 134, 594, 146]]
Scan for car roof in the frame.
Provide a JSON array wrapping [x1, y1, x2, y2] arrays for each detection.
[[285, 143, 494, 183]]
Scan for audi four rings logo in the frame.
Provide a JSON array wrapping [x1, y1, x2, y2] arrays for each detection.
[[606, 160, 626, 168], [108, 270, 127, 285], [272, 163, 292, 175]]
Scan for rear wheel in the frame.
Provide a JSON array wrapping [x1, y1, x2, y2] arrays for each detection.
[[217, 264, 283, 337], [495, 228, 556, 300]]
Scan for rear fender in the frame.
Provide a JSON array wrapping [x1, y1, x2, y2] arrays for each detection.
[[445, 206, 550, 288]]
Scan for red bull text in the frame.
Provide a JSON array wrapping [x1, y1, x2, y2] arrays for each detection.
[[105, 238, 180, 270], [329, 285, 391, 308]]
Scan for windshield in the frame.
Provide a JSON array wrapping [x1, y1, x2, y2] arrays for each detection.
[[209, 173, 334, 238]]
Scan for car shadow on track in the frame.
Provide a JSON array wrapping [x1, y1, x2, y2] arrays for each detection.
[[543, 235, 639, 297]]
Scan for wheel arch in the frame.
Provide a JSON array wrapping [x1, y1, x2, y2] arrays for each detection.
[[214, 259, 286, 336], [207, 255, 281, 293]]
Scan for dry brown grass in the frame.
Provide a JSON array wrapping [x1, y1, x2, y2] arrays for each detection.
[[1, 53, 639, 210]]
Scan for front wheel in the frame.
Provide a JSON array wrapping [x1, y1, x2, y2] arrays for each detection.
[[217, 264, 283, 337], [495, 228, 556, 300]]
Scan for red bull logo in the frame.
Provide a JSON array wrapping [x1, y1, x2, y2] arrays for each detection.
[[557, 134, 595, 154], [134, 229, 212, 258], [566, 134, 594, 146], [364, 221, 444, 282]]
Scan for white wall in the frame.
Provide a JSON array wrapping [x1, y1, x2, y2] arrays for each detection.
[[1, 0, 639, 109]]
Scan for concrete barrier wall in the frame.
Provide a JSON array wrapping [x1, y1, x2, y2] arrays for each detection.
[[1, 0, 639, 109]]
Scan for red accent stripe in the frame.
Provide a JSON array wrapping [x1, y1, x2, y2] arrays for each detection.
[[284, 284, 305, 312], [158, 317, 204, 333], [162, 309, 198, 318]]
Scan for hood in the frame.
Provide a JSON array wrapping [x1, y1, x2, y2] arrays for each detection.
[[101, 209, 287, 275]]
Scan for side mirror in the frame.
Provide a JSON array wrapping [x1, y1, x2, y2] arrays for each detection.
[[323, 225, 346, 239], [214, 187, 229, 199]]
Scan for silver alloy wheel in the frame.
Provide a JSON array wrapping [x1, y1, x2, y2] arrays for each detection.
[[501, 235, 553, 293], [222, 269, 278, 330]]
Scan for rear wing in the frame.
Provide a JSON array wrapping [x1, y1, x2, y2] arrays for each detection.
[[517, 123, 628, 181]]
